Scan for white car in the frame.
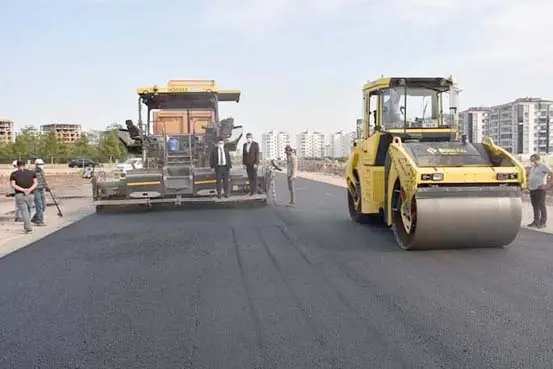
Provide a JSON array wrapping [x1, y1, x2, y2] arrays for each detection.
[[114, 158, 143, 178], [116, 158, 143, 171]]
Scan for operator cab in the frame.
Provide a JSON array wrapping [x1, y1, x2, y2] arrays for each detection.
[[361, 77, 460, 165], [135, 81, 242, 169]]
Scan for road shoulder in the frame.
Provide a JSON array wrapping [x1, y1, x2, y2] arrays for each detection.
[[0, 198, 94, 259]]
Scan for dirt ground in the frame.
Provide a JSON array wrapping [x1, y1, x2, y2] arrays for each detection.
[[0, 173, 89, 194], [0, 173, 92, 216]]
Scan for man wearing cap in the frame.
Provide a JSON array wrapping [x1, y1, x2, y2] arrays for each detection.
[[31, 158, 49, 226], [9, 160, 37, 233], [242, 133, 260, 195], [285, 145, 298, 205]]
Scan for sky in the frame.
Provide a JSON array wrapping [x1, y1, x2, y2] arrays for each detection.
[[1, 0, 551, 141]]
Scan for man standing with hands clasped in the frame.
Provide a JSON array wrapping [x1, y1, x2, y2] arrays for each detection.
[[210, 137, 232, 198], [10, 160, 38, 233], [527, 154, 553, 228], [242, 132, 260, 195]]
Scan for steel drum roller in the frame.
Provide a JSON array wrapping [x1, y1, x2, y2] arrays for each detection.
[[393, 187, 522, 250]]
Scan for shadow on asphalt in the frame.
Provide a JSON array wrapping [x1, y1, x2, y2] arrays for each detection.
[[94, 201, 269, 215]]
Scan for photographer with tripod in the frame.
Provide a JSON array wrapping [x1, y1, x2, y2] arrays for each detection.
[[31, 159, 49, 226]]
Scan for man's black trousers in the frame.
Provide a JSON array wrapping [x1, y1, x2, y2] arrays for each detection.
[[215, 166, 230, 196], [530, 188, 547, 225], [246, 165, 258, 195]]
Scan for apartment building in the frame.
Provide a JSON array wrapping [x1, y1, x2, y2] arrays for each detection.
[[261, 131, 291, 160], [41, 123, 82, 143], [296, 130, 325, 158], [0, 119, 14, 143], [459, 107, 490, 143], [486, 98, 553, 154], [323, 144, 332, 158], [330, 130, 356, 158]]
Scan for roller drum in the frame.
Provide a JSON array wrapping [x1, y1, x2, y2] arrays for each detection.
[[393, 186, 522, 250]]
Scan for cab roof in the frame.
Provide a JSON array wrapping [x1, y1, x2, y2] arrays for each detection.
[[362, 76, 456, 94], [137, 85, 241, 110]]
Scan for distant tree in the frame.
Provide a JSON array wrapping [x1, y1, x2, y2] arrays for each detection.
[[39, 132, 59, 164], [71, 133, 96, 158], [0, 142, 15, 163], [13, 126, 40, 160], [56, 141, 71, 163], [98, 129, 125, 163], [1, 122, 132, 164]]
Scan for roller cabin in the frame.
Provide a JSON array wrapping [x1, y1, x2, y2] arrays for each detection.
[[345, 76, 527, 250]]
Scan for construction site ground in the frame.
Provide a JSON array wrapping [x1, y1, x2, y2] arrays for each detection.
[[1, 173, 553, 368]]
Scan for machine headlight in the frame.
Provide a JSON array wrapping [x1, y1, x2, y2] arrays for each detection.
[[421, 173, 444, 181], [496, 173, 518, 180]]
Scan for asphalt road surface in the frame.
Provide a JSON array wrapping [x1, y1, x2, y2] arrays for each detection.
[[1, 175, 553, 369]]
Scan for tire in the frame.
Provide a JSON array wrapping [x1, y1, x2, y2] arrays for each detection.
[[347, 187, 381, 224], [390, 184, 417, 250]]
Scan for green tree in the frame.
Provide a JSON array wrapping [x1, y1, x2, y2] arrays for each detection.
[[98, 129, 125, 163], [13, 125, 40, 160], [38, 132, 59, 164], [71, 133, 96, 158], [56, 141, 71, 163], [0, 142, 14, 163], [3, 122, 133, 164]]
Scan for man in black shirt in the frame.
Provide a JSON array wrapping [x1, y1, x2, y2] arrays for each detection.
[[9, 160, 38, 233]]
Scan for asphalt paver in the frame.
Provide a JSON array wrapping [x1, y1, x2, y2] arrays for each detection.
[[1, 175, 553, 368]]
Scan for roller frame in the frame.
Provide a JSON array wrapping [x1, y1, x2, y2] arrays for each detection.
[[386, 140, 524, 250], [345, 76, 527, 251]]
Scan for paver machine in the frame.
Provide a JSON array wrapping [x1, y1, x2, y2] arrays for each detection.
[[345, 76, 527, 250], [92, 80, 268, 212]]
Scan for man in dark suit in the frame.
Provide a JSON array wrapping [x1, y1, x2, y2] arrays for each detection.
[[210, 137, 232, 198], [242, 132, 260, 195]]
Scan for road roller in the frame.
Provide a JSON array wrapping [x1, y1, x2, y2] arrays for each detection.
[[345, 76, 527, 250]]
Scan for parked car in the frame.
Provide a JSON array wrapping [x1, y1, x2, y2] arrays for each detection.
[[115, 157, 143, 172], [68, 158, 96, 168]]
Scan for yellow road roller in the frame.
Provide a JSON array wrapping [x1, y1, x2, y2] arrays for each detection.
[[345, 76, 526, 250]]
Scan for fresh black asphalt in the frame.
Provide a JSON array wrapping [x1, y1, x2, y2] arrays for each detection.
[[1, 175, 553, 369]]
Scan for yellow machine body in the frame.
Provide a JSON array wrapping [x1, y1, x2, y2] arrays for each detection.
[[345, 76, 527, 250]]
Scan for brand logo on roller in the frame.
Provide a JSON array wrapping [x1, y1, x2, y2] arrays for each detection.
[[426, 147, 468, 155]]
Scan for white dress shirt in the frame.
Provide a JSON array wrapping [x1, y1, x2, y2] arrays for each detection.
[[218, 147, 226, 166]]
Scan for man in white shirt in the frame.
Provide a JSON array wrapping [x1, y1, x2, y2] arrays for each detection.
[[285, 145, 298, 205], [210, 138, 232, 198], [527, 154, 553, 228]]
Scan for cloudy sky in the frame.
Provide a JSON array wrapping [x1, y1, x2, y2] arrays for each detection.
[[0, 0, 550, 139]]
